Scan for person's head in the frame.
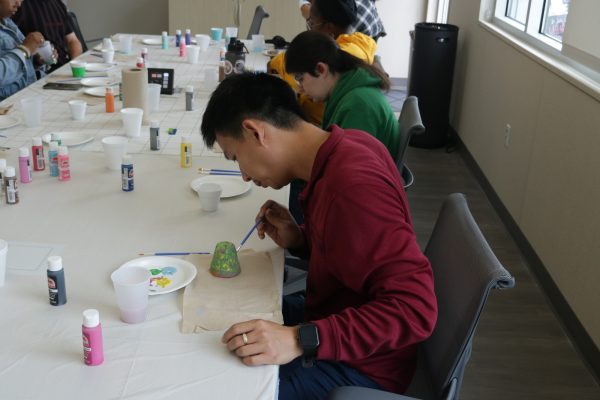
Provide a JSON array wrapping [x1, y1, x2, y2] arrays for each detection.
[[308, 0, 356, 37], [0, 0, 22, 18], [201, 73, 307, 189], [285, 30, 390, 101]]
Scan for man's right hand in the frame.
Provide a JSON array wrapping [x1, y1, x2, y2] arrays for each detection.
[[256, 200, 304, 250], [22, 32, 44, 54]]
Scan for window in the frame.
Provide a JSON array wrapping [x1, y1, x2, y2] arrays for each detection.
[[540, 0, 570, 42], [493, 0, 571, 49]]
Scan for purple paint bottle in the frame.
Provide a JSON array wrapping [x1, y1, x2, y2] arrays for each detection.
[[82, 309, 104, 366], [185, 28, 191, 45], [18, 147, 32, 183]]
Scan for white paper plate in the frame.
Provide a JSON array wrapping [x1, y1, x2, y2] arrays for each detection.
[[80, 77, 118, 87], [190, 175, 251, 198], [118, 256, 198, 295], [83, 86, 119, 97], [0, 115, 19, 130], [85, 63, 115, 72], [142, 37, 162, 45], [42, 131, 94, 147]]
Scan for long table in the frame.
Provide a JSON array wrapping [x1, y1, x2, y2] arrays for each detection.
[[0, 35, 284, 400]]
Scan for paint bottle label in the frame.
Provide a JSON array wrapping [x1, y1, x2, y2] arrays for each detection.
[[58, 156, 70, 181], [121, 164, 134, 192], [33, 147, 45, 171], [4, 177, 18, 204], [49, 150, 59, 177]]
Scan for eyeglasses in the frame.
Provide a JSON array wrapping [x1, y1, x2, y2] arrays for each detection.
[[306, 17, 324, 30], [293, 73, 305, 85]]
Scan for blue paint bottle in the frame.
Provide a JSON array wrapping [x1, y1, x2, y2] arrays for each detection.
[[48, 141, 59, 177], [121, 155, 134, 192]]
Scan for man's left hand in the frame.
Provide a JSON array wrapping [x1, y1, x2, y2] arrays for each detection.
[[222, 319, 302, 366]]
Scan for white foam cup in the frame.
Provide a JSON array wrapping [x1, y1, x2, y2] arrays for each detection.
[[20, 97, 43, 127], [120, 108, 144, 138], [68, 100, 87, 121], [197, 182, 222, 212], [101, 136, 129, 170]]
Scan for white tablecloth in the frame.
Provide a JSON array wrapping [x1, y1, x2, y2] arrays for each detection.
[[0, 35, 284, 400]]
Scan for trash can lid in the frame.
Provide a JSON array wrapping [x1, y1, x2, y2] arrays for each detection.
[[415, 23, 459, 32]]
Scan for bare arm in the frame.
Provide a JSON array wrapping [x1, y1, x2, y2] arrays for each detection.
[[65, 32, 82, 59]]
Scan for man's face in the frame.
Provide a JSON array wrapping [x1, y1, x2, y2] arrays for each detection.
[[307, 6, 329, 35], [0, 0, 21, 18], [216, 123, 290, 190]]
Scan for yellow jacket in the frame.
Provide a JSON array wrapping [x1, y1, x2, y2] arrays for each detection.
[[267, 32, 376, 125]]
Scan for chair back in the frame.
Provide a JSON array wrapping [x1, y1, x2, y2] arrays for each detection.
[[396, 96, 425, 175], [246, 6, 270, 39], [68, 11, 88, 53], [410, 193, 515, 400]]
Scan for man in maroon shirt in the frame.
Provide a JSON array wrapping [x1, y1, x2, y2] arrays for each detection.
[[201, 73, 437, 400]]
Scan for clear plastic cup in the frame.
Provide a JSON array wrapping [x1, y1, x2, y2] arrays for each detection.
[[252, 34, 265, 53], [110, 267, 150, 324], [210, 27, 223, 41], [187, 45, 200, 64], [197, 182, 222, 212], [68, 100, 87, 121], [101, 136, 129, 170], [70, 61, 86, 77], [20, 97, 43, 127], [225, 27, 238, 41], [147, 84, 161, 113], [120, 108, 144, 137], [120, 35, 133, 54], [195, 34, 210, 52], [37, 41, 54, 65]]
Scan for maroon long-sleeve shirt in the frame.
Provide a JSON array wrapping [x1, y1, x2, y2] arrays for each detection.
[[297, 125, 437, 393]]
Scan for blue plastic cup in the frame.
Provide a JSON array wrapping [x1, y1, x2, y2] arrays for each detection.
[[210, 27, 223, 41]]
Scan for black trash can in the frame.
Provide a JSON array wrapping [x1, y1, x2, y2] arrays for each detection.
[[408, 23, 459, 148]]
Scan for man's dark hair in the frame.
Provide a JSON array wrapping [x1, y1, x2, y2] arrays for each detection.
[[200, 72, 307, 147], [313, 0, 357, 30]]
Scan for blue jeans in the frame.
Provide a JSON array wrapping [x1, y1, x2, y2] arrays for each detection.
[[278, 294, 383, 400]]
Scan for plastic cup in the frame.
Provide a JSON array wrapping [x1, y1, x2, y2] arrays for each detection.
[[110, 267, 150, 324], [147, 83, 161, 113], [225, 27, 238, 41], [101, 49, 115, 63], [68, 100, 87, 121], [70, 61, 86, 77], [0, 239, 7, 287], [210, 27, 223, 41], [120, 35, 133, 54], [204, 67, 218, 90], [197, 182, 222, 212], [252, 34, 265, 53], [20, 97, 42, 127], [187, 45, 200, 64], [195, 34, 210, 52], [37, 40, 54, 65], [102, 37, 114, 51], [120, 108, 144, 138], [101, 136, 129, 170]]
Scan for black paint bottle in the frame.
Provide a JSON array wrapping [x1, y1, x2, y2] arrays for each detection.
[[47, 256, 67, 306]]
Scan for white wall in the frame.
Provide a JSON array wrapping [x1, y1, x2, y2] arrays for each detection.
[[449, 0, 600, 346], [377, 0, 427, 79], [68, 0, 168, 43]]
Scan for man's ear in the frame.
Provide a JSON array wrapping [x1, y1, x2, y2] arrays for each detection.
[[315, 62, 329, 77], [241, 119, 267, 146]]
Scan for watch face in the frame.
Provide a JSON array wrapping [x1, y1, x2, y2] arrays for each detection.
[[299, 324, 319, 350]]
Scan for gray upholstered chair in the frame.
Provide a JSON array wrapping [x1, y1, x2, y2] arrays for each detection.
[[396, 96, 425, 188], [246, 6, 270, 39], [327, 193, 515, 400]]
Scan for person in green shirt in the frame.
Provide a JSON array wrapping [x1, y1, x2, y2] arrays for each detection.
[[285, 30, 399, 159]]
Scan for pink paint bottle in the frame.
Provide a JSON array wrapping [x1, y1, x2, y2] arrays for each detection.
[[18, 147, 32, 183], [58, 146, 70, 181], [179, 38, 186, 57], [82, 309, 104, 366], [32, 137, 45, 171]]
